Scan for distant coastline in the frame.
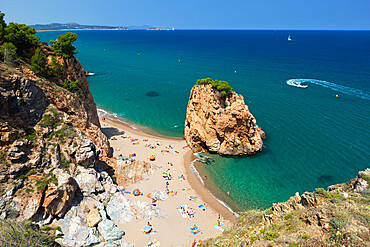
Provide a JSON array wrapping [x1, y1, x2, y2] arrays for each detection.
[[31, 22, 172, 31]]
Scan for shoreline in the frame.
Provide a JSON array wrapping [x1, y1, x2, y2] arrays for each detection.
[[100, 116, 237, 223], [183, 151, 238, 222]]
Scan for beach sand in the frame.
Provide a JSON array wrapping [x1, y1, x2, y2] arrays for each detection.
[[100, 117, 237, 247]]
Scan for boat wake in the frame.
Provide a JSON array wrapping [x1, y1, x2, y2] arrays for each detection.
[[287, 79, 370, 100]]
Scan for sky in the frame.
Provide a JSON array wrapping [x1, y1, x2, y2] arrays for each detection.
[[1, 0, 369, 30]]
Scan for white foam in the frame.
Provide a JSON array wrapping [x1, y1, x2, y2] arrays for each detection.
[[286, 79, 370, 100], [190, 154, 240, 218]]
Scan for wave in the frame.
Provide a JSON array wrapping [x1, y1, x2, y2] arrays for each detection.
[[287, 79, 370, 100], [190, 155, 240, 217]]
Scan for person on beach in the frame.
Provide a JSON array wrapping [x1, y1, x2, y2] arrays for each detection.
[[227, 191, 230, 196]]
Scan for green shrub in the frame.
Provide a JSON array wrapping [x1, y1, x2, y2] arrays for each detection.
[[0, 42, 17, 63], [314, 188, 327, 197], [39, 114, 54, 128], [302, 234, 309, 239], [330, 218, 348, 232], [62, 79, 79, 92], [51, 32, 78, 58], [0, 150, 6, 162], [195, 78, 233, 95], [0, 219, 59, 246], [4, 22, 39, 55], [0, 11, 6, 36], [284, 213, 293, 220], [49, 56, 64, 76], [362, 174, 370, 188], [263, 231, 280, 241], [30, 48, 48, 75], [250, 236, 256, 243], [26, 170, 35, 176], [36, 173, 58, 191], [60, 153, 69, 169]]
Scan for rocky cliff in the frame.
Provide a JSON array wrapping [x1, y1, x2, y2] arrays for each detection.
[[184, 84, 264, 156], [202, 169, 370, 247]]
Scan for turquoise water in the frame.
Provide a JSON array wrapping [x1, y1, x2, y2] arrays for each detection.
[[38, 30, 370, 211]]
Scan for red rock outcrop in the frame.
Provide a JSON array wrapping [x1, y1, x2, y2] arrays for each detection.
[[184, 84, 263, 156]]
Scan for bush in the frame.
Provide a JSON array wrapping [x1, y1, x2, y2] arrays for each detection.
[[0, 42, 17, 63], [4, 22, 39, 55], [302, 234, 309, 239], [195, 78, 233, 95], [0, 11, 6, 36], [314, 188, 327, 197], [51, 32, 78, 58], [36, 173, 58, 191], [0, 219, 59, 247], [49, 56, 64, 76], [30, 48, 48, 75], [62, 79, 79, 92]]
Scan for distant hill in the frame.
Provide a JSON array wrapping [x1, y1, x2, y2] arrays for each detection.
[[30, 23, 129, 31], [127, 25, 152, 30]]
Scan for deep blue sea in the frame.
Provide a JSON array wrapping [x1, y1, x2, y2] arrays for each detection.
[[38, 30, 370, 211]]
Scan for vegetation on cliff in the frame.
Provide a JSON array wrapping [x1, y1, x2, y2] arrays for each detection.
[[195, 78, 233, 95], [201, 170, 370, 246], [0, 219, 60, 247], [50, 32, 78, 58], [0, 11, 111, 246]]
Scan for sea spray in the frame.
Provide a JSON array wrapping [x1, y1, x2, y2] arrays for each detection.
[[286, 79, 370, 100]]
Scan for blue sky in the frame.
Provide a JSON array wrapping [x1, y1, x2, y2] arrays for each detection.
[[1, 0, 369, 30]]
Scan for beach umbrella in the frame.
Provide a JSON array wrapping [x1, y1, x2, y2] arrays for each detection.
[[149, 155, 155, 161], [133, 189, 140, 196], [142, 225, 152, 233]]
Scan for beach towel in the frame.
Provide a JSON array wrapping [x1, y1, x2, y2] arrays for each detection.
[[198, 205, 207, 211], [190, 226, 200, 235], [148, 239, 160, 247]]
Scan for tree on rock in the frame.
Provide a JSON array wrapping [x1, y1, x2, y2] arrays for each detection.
[[30, 48, 48, 75], [51, 32, 78, 58], [0, 11, 6, 36], [0, 42, 17, 63], [4, 22, 39, 55]]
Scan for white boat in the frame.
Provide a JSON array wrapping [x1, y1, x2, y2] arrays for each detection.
[[286, 79, 308, 88], [288, 35, 292, 41]]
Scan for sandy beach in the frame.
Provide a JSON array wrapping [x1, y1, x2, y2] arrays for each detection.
[[100, 117, 236, 247]]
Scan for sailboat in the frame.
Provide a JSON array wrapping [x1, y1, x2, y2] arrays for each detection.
[[287, 35, 292, 41]]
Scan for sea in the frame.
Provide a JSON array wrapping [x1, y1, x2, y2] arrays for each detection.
[[38, 30, 370, 212]]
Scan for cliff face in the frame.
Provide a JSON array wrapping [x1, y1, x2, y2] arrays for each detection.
[[184, 84, 264, 156], [202, 169, 370, 247]]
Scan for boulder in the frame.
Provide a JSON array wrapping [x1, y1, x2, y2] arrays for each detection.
[[80, 196, 103, 227], [150, 190, 168, 201], [42, 169, 78, 218], [132, 200, 166, 220], [354, 169, 370, 193], [106, 193, 136, 223], [97, 219, 125, 242], [22, 194, 43, 220], [76, 138, 96, 168], [75, 166, 104, 196], [58, 205, 101, 247], [184, 84, 263, 156], [114, 160, 154, 186]]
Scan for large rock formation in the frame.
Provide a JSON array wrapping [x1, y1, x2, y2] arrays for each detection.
[[184, 84, 264, 155]]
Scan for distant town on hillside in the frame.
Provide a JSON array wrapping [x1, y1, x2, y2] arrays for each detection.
[[30, 23, 172, 31]]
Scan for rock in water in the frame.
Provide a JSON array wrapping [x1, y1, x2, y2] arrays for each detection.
[[184, 84, 263, 156]]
